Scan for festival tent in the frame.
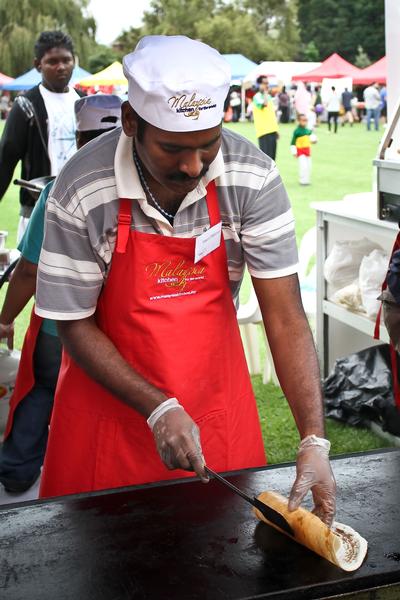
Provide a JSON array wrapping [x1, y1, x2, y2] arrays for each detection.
[[222, 54, 257, 83], [221, 54, 257, 121], [0, 72, 14, 87], [243, 61, 321, 87], [77, 61, 127, 87], [292, 53, 362, 82], [1, 65, 91, 91], [353, 56, 386, 86]]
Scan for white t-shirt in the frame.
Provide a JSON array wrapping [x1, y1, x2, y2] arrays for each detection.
[[363, 86, 381, 110], [39, 84, 79, 175], [326, 93, 340, 112]]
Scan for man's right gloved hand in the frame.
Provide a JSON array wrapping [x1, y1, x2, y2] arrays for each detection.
[[147, 398, 209, 483], [0, 321, 14, 350]]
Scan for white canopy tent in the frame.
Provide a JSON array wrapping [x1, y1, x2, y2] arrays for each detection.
[[243, 61, 321, 88]]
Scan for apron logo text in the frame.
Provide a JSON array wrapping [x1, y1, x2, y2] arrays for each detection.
[[146, 259, 206, 291]]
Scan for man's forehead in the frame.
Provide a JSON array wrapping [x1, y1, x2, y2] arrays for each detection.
[[41, 47, 74, 60]]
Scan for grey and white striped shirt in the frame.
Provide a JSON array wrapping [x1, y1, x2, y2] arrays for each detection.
[[36, 127, 298, 321]]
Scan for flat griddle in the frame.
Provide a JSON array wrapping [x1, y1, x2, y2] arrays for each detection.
[[1, 449, 400, 600]]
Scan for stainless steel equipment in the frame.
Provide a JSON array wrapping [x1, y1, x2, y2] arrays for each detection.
[[375, 96, 400, 221]]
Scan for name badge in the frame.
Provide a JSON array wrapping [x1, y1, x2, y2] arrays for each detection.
[[194, 221, 222, 264]]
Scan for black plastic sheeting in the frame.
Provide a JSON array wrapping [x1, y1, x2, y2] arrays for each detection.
[[324, 343, 400, 435]]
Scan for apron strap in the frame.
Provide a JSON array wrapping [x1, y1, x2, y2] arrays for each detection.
[[205, 180, 221, 227], [390, 342, 400, 409], [116, 199, 132, 254]]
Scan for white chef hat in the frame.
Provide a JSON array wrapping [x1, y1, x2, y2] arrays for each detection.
[[74, 94, 122, 131], [122, 35, 231, 132]]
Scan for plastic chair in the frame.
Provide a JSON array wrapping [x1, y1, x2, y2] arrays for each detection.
[[237, 285, 279, 385], [237, 227, 317, 384]]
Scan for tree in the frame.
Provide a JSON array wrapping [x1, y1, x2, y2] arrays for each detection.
[[115, 0, 301, 63], [354, 45, 371, 68], [0, 0, 97, 76], [88, 45, 119, 73], [297, 0, 384, 63]]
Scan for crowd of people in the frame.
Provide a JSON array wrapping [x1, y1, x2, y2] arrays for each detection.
[[223, 78, 387, 186]]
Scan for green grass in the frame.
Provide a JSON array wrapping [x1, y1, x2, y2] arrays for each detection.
[[0, 117, 392, 462]]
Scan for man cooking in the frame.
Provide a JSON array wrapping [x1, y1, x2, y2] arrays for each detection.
[[36, 35, 336, 526]]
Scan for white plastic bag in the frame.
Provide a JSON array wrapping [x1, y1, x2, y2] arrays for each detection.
[[359, 249, 389, 318], [332, 280, 364, 312], [324, 238, 381, 291]]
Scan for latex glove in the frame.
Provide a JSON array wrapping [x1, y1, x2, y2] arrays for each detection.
[[288, 435, 336, 527], [148, 398, 209, 483], [0, 321, 14, 350]]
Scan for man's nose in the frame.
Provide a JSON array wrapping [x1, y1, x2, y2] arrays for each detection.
[[179, 150, 203, 178]]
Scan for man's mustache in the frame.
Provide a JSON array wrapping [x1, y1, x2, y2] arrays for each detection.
[[168, 165, 209, 182]]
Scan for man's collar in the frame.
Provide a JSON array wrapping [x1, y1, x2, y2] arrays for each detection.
[[114, 130, 224, 216]]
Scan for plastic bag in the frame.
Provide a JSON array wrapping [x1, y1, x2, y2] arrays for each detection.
[[324, 238, 381, 291], [332, 279, 363, 312], [324, 344, 400, 436], [359, 249, 389, 318]]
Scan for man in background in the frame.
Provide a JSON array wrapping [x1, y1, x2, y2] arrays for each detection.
[[363, 82, 381, 132], [0, 30, 82, 241], [341, 87, 354, 127], [252, 76, 279, 160]]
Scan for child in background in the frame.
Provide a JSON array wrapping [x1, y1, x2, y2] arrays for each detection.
[[290, 113, 317, 185]]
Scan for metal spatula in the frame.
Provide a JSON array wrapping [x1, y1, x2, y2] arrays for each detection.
[[205, 466, 294, 537]]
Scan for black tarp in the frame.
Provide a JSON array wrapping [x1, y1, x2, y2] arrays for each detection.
[[324, 343, 400, 436]]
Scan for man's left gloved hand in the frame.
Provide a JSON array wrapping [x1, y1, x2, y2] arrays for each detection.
[[288, 434, 336, 527]]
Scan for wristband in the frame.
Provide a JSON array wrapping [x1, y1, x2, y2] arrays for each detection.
[[299, 434, 331, 453], [147, 398, 183, 431], [0, 321, 14, 333]]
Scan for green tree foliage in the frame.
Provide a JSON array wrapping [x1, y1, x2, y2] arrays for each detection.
[[0, 0, 97, 76], [354, 45, 371, 68], [88, 45, 119, 73], [297, 0, 384, 63], [115, 0, 300, 63]]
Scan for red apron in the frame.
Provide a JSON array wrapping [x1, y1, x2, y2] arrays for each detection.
[[374, 231, 400, 408], [4, 308, 43, 439], [39, 182, 266, 497]]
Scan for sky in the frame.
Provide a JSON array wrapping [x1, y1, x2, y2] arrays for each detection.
[[87, 0, 152, 45]]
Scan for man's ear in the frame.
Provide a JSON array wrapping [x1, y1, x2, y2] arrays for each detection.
[[34, 58, 41, 73], [121, 101, 137, 137]]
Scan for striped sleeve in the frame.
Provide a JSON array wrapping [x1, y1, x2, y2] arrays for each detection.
[[240, 161, 299, 278], [35, 189, 105, 321]]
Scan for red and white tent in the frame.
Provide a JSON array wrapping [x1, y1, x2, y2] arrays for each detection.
[[292, 53, 362, 82], [353, 57, 386, 86]]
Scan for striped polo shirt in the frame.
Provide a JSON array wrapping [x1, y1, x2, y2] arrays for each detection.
[[36, 127, 298, 321]]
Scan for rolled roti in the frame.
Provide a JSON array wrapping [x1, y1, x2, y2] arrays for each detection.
[[254, 491, 368, 572]]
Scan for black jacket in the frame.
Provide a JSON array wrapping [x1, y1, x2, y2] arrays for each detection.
[[0, 85, 84, 217]]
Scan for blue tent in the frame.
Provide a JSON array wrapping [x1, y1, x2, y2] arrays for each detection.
[[1, 65, 91, 91], [222, 54, 257, 81]]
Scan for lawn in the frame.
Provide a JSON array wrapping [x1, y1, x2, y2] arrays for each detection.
[[0, 117, 392, 463]]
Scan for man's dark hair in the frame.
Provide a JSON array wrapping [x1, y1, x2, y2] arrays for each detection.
[[256, 75, 268, 85], [34, 31, 74, 61], [76, 128, 116, 146], [136, 113, 147, 142]]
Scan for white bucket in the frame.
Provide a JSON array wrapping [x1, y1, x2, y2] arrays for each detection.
[[0, 348, 20, 440]]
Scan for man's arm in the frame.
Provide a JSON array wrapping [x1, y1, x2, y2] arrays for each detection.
[[0, 102, 28, 201], [253, 273, 336, 526], [0, 257, 37, 349]]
